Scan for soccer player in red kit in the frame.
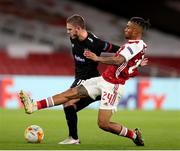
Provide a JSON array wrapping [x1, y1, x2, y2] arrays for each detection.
[[19, 17, 150, 146]]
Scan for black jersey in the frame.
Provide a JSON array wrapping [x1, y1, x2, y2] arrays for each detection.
[[70, 32, 120, 79]]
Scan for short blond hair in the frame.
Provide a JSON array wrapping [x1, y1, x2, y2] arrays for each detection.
[[66, 14, 85, 29]]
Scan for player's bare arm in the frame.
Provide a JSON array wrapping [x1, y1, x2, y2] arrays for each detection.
[[84, 50, 125, 66], [100, 53, 148, 67], [97, 55, 125, 66]]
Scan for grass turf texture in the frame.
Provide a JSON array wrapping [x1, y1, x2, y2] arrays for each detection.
[[0, 109, 180, 150]]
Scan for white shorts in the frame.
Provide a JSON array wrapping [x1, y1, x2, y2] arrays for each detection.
[[82, 76, 124, 112]]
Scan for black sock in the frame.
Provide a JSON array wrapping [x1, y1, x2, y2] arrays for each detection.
[[64, 106, 78, 139]]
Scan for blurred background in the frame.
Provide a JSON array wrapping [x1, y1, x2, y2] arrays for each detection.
[[0, 0, 180, 110]]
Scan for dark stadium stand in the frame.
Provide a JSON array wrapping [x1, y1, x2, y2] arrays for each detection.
[[0, 0, 179, 77], [74, 0, 180, 37], [0, 0, 66, 26]]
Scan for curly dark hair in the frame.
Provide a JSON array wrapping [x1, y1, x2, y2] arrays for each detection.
[[130, 17, 151, 30]]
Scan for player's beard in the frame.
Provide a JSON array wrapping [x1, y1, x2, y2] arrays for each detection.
[[125, 33, 132, 40], [125, 35, 130, 39], [124, 32, 129, 39], [70, 33, 78, 39]]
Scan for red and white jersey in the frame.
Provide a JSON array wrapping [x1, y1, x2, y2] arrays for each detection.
[[102, 40, 147, 84]]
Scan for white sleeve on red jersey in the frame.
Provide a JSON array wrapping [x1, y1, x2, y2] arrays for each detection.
[[119, 41, 145, 62]]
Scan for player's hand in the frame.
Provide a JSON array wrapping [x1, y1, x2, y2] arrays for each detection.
[[140, 57, 148, 66], [84, 50, 98, 61]]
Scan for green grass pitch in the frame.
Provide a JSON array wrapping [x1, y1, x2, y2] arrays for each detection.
[[0, 108, 180, 150]]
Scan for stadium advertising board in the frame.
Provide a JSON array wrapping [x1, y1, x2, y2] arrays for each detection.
[[0, 76, 179, 110]]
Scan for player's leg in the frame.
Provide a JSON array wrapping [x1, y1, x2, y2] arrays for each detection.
[[59, 96, 100, 144], [59, 78, 99, 144], [76, 96, 100, 112], [19, 85, 89, 114], [59, 98, 80, 144], [60, 79, 81, 143], [57, 77, 100, 143], [97, 109, 144, 146], [97, 79, 144, 146], [58, 77, 100, 144], [98, 109, 144, 146], [98, 109, 122, 134]]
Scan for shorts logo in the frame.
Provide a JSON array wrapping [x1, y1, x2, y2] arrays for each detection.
[[103, 102, 108, 106]]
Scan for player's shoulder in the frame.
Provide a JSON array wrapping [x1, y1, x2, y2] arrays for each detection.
[[87, 32, 99, 42], [126, 40, 146, 48], [88, 31, 98, 38], [82, 32, 98, 45]]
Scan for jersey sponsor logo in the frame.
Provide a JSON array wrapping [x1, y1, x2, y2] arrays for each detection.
[[74, 55, 85, 62]]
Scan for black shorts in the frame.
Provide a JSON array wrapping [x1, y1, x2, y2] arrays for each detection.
[[70, 79, 100, 112]]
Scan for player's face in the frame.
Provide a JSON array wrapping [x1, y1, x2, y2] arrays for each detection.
[[66, 23, 80, 39], [124, 21, 136, 39]]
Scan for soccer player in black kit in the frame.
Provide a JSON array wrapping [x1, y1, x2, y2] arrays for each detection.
[[59, 14, 148, 144], [57, 14, 120, 144]]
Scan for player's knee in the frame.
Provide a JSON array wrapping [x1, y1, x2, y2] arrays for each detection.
[[63, 102, 75, 108], [98, 120, 109, 131]]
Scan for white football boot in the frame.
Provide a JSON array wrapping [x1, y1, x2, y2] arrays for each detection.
[[58, 136, 80, 144], [19, 90, 34, 114]]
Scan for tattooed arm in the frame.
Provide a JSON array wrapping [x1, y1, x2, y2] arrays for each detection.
[[84, 50, 125, 66]]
